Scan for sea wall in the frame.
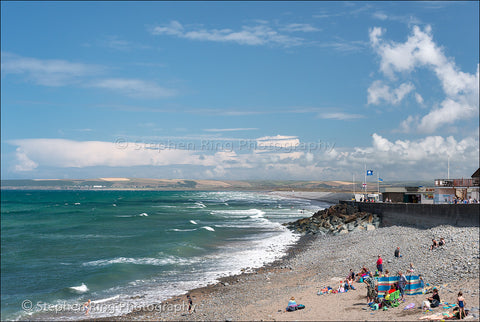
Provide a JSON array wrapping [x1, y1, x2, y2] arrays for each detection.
[[340, 201, 480, 228]]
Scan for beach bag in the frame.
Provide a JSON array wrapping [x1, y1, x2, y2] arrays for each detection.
[[297, 304, 305, 310]]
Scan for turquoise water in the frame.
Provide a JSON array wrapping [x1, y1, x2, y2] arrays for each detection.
[[1, 190, 327, 320]]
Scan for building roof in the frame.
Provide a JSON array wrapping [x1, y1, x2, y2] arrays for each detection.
[[472, 168, 480, 179]]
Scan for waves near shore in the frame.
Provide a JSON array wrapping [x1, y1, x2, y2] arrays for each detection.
[[1, 190, 328, 320]]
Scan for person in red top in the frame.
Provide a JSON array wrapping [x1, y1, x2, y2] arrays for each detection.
[[388, 284, 396, 294], [376, 255, 383, 273]]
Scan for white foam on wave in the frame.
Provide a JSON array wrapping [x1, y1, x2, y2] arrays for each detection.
[[171, 228, 197, 232], [187, 202, 206, 209], [82, 256, 196, 267], [92, 295, 120, 304], [190, 220, 198, 225], [201, 226, 215, 232], [138, 213, 148, 217], [210, 208, 265, 218], [211, 226, 300, 276], [69, 283, 89, 294]]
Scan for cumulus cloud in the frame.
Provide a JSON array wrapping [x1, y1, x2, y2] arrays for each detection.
[[368, 25, 479, 133], [150, 20, 308, 47]]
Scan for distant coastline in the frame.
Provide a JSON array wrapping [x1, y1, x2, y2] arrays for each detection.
[[0, 178, 431, 192]]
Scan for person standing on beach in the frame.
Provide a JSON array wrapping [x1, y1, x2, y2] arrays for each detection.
[[187, 294, 194, 314], [363, 272, 376, 304], [376, 255, 383, 274], [398, 271, 407, 301], [83, 299, 91, 315], [457, 291, 466, 319]]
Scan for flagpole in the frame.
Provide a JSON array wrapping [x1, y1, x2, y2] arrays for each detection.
[[364, 162, 367, 195], [377, 172, 379, 194], [353, 173, 355, 197]]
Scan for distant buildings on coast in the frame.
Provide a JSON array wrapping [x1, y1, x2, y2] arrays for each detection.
[[358, 168, 480, 204]]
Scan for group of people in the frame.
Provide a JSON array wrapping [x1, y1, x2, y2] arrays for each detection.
[[453, 198, 478, 204], [430, 237, 446, 250]]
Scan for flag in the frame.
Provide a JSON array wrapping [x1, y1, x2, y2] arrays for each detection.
[[367, 170, 373, 176], [378, 178, 383, 182]]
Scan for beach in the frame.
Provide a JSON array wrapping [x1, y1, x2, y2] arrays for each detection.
[[107, 196, 480, 321]]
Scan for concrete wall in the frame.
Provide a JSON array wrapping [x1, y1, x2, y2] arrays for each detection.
[[340, 201, 479, 228]]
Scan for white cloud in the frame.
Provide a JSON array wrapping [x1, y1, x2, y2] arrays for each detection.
[[1, 52, 101, 86], [367, 80, 415, 105], [92, 78, 177, 99], [280, 23, 320, 32], [14, 148, 38, 171], [204, 128, 258, 132], [415, 92, 424, 105], [256, 135, 300, 150], [373, 12, 388, 21], [369, 25, 479, 133], [151, 20, 305, 47], [7, 133, 478, 181], [318, 112, 365, 120]]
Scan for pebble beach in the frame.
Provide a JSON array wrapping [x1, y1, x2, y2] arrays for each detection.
[[108, 218, 479, 321]]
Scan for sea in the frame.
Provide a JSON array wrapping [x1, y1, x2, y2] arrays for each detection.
[[0, 190, 329, 320]]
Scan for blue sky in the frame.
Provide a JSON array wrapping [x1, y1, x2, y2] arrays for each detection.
[[1, 1, 479, 181]]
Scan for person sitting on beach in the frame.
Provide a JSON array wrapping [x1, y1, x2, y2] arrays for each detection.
[[407, 263, 415, 274], [430, 239, 438, 250], [422, 288, 440, 310], [345, 278, 356, 290], [356, 266, 368, 281], [387, 284, 396, 294], [383, 269, 390, 278], [286, 297, 298, 311], [457, 291, 466, 319], [439, 238, 446, 247], [349, 269, 355, 281], [337, 280, 346, 293], [419, 275, 426, 293], [394, 247, 401, 258]]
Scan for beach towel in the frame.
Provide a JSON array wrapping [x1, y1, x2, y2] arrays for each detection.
[[377, 275, 422, 298]]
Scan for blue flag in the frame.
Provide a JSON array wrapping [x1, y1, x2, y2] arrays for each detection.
[[367, 170, 373, 176], [378, 178, 383, 182]]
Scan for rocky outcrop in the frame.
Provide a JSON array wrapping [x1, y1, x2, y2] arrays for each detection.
[[285, 203, 381, 235]]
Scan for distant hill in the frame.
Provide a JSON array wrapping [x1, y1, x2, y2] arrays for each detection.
[[1, 178, 432, 192]]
